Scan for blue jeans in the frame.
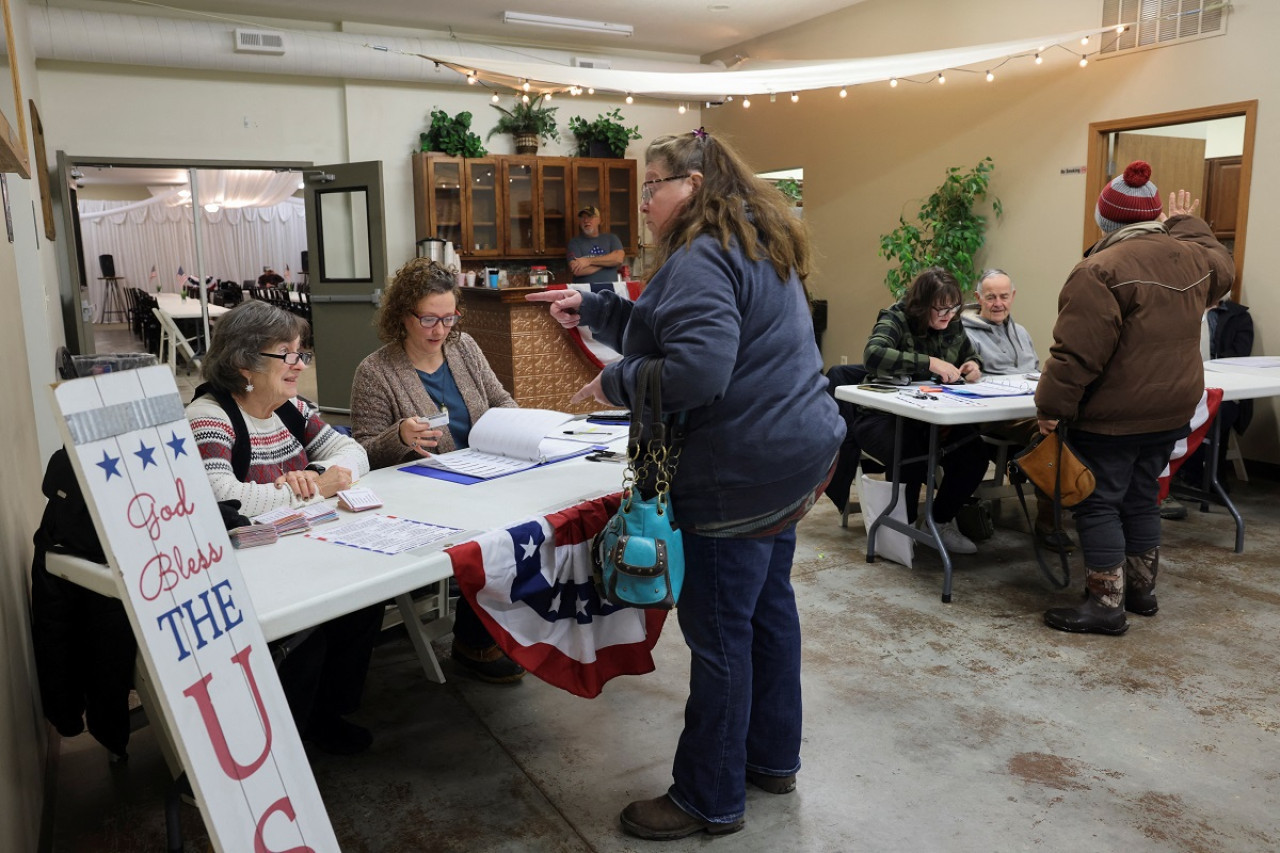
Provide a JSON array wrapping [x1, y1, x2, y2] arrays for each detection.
[[1070, 430, 1178, 570], [667, 526, 802, 824]]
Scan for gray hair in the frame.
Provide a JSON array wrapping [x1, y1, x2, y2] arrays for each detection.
[[201, 300, 309, 394], [977, 268, 1014, 294]]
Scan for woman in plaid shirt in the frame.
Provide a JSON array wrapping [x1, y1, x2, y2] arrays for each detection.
[[852, 267, 989, 555]]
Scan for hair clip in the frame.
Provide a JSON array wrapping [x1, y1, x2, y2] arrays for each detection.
[[692, 127, 708, 140]]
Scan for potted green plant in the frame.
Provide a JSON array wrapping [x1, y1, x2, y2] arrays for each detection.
[[419, 109, 487, 157], [488, 95, 559, 155], [567, 108, 642, 158], [878, 157, 1002, 299]]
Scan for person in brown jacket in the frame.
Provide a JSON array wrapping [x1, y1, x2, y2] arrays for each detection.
[[350, 258, 525, 681], [1035, 161, 1234, 635]]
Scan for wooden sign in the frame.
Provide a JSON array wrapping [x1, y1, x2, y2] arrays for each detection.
[[51, 365, 338, 852]]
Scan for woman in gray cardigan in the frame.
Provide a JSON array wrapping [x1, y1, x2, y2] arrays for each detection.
[[350, 259, 520, 682]]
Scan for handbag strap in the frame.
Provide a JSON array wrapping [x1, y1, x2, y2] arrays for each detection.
[[623, 359, 682, 510], [1010, 427, 1072, 589]]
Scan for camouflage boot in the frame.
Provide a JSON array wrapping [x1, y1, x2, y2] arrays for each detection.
[[1124, 547, 1159, 616], [1043, 564, 1128, 635]]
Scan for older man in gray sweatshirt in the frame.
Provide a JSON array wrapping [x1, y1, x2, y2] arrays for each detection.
[[961, 269, 1038, 374]]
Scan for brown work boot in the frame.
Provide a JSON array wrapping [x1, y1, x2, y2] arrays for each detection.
[[1044, 564, 1128, 635], [619, 795, 744, 840], [1124, 547, 1160, 616]]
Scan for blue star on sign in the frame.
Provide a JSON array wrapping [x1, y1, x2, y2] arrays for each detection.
[[96, 450, 122, 480], [166, 431, 187, 458], [135, 440, 157, 469]]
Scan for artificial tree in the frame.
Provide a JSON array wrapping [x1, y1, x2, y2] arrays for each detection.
[[488, 95, 560, 154], [419, 109, 486, 157], [567, 109, 642, 158], [878, 158, 1002, 299]]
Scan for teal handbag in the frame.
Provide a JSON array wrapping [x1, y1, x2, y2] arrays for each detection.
[[593, 359, 685, 609]]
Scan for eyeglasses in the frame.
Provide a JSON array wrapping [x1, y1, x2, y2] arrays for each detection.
[[412, 312, 461, 328], [259, 351, 314, 365], [641, 174, 691, 203], [931, 304, 963, 317]]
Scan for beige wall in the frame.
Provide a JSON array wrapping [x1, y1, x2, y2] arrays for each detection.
[[703, 0, 1278, 462], [2, 0, 60, 846]]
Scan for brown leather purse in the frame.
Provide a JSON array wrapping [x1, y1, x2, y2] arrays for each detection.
[[1010, 429, 1096, 507]]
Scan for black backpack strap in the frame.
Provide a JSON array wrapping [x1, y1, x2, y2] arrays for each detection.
[[192, 384, 310, 481]]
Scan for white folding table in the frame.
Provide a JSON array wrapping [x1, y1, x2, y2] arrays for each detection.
[[836, 369, 1280, 602]]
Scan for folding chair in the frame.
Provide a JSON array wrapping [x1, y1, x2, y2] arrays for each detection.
[[152, 308, 202, 374]]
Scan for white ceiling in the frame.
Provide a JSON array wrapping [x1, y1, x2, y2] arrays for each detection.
[[102, 0, 869, 57]]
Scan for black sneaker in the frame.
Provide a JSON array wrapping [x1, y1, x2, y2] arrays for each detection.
[[451, 641, 526, 683], [304, 716, 372, 755]]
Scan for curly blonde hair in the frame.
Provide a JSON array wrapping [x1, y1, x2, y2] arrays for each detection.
[[376, 258, 465, 346]]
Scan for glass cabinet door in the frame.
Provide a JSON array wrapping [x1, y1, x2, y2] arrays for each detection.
[[571, 162, 603, 222], [605, 161, 638, 254], [425, 157, 463, 248], [504, 160, 535, 254], [465, 159, 501, 257], [538, 160, 570, 257]]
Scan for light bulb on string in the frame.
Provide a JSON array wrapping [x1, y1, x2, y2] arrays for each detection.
[[742, 97, 751, 108], [588, 87, 595, 95], [985, 70, 994, 82], [1081, 36, 1090, 46], [937, 72, 946, 84], [466, 71, 477, 85], [839, 87, 847, 98], [522, 93, 530, 104], [491, 92, 500, 103], [522, 79, 531, 92], [625, 93, 634, 104], [544, 92, 552, 100], [889, 77, 898, 88], [1034, 53, 1043, 65], [790, 92, 799, 103], [1115, 25, 1126, 34], [678, 103, 687, 114], [1079, 56, 1089, 68]]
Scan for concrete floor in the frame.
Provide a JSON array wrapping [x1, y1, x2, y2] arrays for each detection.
[[49, 325, 1280, 851]]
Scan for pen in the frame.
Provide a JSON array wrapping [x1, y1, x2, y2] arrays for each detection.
[[564, 428, 600, 435]]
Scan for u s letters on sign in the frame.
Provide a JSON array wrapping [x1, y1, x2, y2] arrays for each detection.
[[52, 365, 338, 853]]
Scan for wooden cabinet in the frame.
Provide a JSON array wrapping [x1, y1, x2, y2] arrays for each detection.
[[502, 156, 572, 257], [414, 153, 636, 260], [571, 159, 638, 255], [412, 154, 502, 258]]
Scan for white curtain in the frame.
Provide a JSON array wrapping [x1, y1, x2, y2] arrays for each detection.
[[79, 198, 307, 320]]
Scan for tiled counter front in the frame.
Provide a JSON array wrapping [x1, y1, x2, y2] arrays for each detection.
[[462, 286, 600, 414]]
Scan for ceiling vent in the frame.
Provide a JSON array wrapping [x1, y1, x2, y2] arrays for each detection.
[[573, 57, 612, 70], [1099, 0, 1228, 58], [234, 29, 286, 55]]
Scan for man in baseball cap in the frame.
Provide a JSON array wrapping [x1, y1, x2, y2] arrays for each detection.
[[568, 205, 626, 289]]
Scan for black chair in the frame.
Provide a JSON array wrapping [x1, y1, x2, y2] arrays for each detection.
[[825, 365, 888, 526]]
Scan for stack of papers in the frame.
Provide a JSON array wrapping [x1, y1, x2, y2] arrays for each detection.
[[337, 488, 383, 512], [252, 503, 340, 535], [228, 524, 279, 549]]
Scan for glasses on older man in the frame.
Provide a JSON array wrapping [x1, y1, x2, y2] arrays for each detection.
[[641, 174, 691, 203], [931, 303, 963, 317], [259, 351, 314, 365], [412, 312, 461, 328]]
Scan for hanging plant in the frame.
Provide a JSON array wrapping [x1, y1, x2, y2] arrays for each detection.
[[419, 109, 487, 157], [775, 178, 803, 205], [878, 158, 1002, 299]]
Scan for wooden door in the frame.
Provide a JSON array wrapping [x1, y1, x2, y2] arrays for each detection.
[[1202, 156, 1241, 239], [1112, 133, 1205, 225], [537, 158, 571, 257]]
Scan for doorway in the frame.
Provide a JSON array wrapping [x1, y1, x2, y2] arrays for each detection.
[[1083, 100, 1256, 300]]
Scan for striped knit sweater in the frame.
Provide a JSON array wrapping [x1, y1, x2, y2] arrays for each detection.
[[186, 395, 369, 517]]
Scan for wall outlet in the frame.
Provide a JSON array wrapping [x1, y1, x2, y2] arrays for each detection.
[[840, 355, 848, 365]]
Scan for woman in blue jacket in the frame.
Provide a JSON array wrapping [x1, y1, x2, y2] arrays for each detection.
[[528, 129, 844, 840]]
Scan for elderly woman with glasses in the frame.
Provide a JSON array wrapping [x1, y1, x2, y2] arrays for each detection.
[[349, 258, 524, 683], [852, 265, 989, 554], [186, 299, 379, 755]]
